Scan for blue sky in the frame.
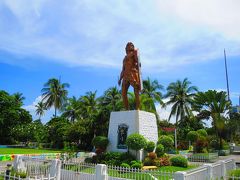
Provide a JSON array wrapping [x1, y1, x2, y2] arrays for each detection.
[[0, 0, 240, 123]]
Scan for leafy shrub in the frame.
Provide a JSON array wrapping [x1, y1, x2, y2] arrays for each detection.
[[197, 129, 208, 137], [228, 169, 240, 179], [148, 152, 157, 159], [130, 160, 141, 165], [120, 163, 130, 168], [155, 156, 171, 167], [145, 141, 155, 153], [153, 158, 161, 167], [177, 141, 188, 150], [126, 133, 147, 151], [103, 152, 121, 161], [155, 144, 164, 157], [84, 157, 93, 163], [131, 162, 142, 169], [11, 170, 27, 178], [187, 131, 199, 142], [222, 139, 230, 150], [92, 136, 109, 149], [159, 157, 171, 166], [143, 157, 154, 166], [119, 153, 135, 164], [170, 156, 188, 167], [153, 157, 171, 167], [195, 136, 208, 153], [157, 135, 174, 152], [218, 150, 230, 156], [98, 152, 135, 166], [95, 148, 105, 155], [210, 139, 219, 150]]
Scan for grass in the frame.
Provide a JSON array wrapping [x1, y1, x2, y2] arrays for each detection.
[[157, 165, 198, 172], [0, 148, 63, 155], [63, 164, 198, 180]]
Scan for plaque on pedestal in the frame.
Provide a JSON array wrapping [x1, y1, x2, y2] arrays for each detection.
[[107, 110, 158, 156]]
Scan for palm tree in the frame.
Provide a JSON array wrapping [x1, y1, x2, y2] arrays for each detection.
[[79, 91, 99, 138], [165, 78, 198, 149], [35, 101, 47, 120], [80, 91, 98, 119], [142, 77, 164, 114], [13, 92, 25, 106], [101, 87, 122, 111], [41, 78, 69, 117], [193, 90, 231, 149], [62, 96, 82, 123], [165, 78, 198, 124]]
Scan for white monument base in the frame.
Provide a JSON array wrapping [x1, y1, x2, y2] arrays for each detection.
[[107, 110, 158, 160]]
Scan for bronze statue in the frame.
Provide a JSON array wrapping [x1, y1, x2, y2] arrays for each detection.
[[118, 42, 142, 110]]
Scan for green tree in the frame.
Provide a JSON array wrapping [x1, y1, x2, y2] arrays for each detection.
[[46, 117, 70, 149], [62, 96, 82, 123], [193, 90, 231, 149], [12, 120, 47, 144], [79, 91, 99, 146], [227, 112, 240, 142], [165, 78, 198, 149], [101, 87, 122, 111], [41, 78, 69, 117], [0, 91, 32, 144], [79, 91, 98, 119], [165, 78, 198, 124], [126, 133, 147, 157], [35, 101, 47, 120], [142, 77, 164, 113], [157, 135, 174, 152], [13, 92, 25, 106], [65, 120, 88, 148]]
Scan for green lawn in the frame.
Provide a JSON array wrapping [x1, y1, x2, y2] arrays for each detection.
[[158, 165, 198, 172], [63, 164, 198, 180], [0, 148, 63, 154]]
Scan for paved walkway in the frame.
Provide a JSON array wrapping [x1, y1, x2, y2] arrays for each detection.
[[219, 154, 240, 162]]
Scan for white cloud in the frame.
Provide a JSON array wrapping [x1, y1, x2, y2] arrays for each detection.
[[0, 0, 240, 72], [156, 98, 176, 124], [23, 95, 54, 123]]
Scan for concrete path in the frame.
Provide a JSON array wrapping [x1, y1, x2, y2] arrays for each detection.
[[219, 154, 240, 162]]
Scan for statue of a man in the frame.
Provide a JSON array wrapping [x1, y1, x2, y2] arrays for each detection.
[[118, 42, 142, 110]]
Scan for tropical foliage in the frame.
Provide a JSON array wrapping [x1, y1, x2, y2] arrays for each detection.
[[165, 78, 198, 124], [41, 78, 70, 117], [1, 76, 238, 152], [193, 90, 231, 149]]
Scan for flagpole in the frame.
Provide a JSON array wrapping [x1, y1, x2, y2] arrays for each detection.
[[224, 49, 230, 102]]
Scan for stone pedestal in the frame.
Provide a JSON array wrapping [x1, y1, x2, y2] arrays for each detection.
[[107, 110, 158, 159]]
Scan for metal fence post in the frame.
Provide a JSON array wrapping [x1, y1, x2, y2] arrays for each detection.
[[56, 160, 61, 180], [220, 160, 226, 177], [174, 171, 186, 180], [95, 164, 108, 180], [50, 159, 58, 178], [204, 164, 213, 180]]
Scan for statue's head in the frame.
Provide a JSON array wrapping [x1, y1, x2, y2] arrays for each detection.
[[125, 42, 135, 54]]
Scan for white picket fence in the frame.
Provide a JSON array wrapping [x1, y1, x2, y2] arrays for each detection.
[[0, 173, 55, 180], [107, 165, 174, 180], [10, 155, 61, 180], [61, 162, 174, 180], [10, 155, 237, 180], [187, 152, 218, 163], [174, 158, 236, 180]]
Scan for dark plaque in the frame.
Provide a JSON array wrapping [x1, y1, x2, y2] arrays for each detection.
[[117, 124, 128, 149]]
